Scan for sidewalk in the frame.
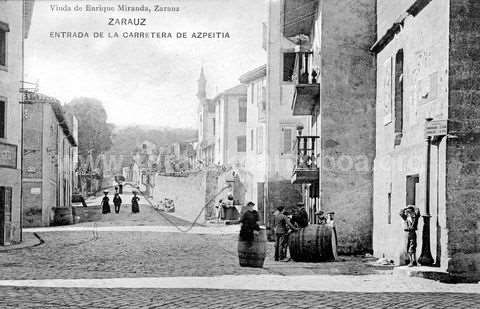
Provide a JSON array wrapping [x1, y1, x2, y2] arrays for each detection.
[[0, 274, 478, 293]]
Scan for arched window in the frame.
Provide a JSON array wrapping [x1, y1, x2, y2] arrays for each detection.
[[394, 49, 404, 146]]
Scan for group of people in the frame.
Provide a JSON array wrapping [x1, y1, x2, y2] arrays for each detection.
[[273, 203, 309, 262], [101, 188, 141, 215], [237, 200, 310, 262], [214, 195, 236, 221]]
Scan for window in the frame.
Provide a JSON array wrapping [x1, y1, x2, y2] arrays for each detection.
[[0, 22, 8, 67], [237, 135, 246, 152], [262, 22, 267, 51], [387, 192, 392, 224], [250, 129, 254, 151], [212, 118, 216, 136], [281, 127, 294, 155], [394, 49, 404, 145], [260, 85, 266, 111], [283, 53, 296, 82], [250, 83, 255, 104], [0, 100, 5, 138], [256, 127, 264, 154], [238, 98, 247, 122]]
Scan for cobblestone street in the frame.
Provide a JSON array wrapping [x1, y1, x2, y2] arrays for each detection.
[[0, 199, 478, 308]]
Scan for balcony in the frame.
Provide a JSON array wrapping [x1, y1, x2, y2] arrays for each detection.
[[291, 49, 320, 116], [281, 0, 318, 40], [291, 135, 319, 184]]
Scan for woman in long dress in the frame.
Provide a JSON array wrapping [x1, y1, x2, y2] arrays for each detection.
[[101, 191, 111, 214], [131, 191, 140, 214]]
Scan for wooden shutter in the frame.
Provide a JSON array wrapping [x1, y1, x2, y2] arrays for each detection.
[[282, 128, 293, 154]]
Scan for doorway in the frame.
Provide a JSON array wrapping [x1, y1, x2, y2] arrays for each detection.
[[0, 186, 13, 245]]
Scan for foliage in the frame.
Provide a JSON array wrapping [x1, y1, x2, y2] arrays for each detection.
[[65, 98, 114, 157], [110, 126, 197, 155]]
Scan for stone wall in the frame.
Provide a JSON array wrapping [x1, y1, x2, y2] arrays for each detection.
[[446, 0, 480, 280], [153, 172, 207, 224], [317, 0, 377, 254]]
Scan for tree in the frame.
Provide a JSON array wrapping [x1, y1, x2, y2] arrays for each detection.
[[65, 98, 114, 157]]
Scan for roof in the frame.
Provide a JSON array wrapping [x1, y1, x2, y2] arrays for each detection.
[[23, 0, 35, 39], [239, 65, 267, 84], [212, 84, 247, 101], [22, 91, 77, 146]]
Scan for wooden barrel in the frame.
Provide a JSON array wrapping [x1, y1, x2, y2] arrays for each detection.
[[288, 224, 336, 262], [53, 207, 73, 226], [238, 228, 267, 268]]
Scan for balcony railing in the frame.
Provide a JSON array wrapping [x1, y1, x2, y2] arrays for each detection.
[[292, 49, 317, 85], [291, 135, 319, 184], [258, 99, 266, 122], [291, 50, 320, 116]]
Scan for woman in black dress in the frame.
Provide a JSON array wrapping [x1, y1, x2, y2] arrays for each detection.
[[101, 190, 111, 214], [131, 191, 140, 214], [239, 201, 260, 242]]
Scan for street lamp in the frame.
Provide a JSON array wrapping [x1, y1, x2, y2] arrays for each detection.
[[418, 117, 434, 266]]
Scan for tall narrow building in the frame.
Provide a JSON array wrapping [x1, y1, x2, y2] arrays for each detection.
[[0, 0, 34, 244], [196, 67, 215, 166], [284, 0, 377, 254]]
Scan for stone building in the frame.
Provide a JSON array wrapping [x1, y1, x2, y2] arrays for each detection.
[[372, 0, 480, 280], [196, 67, 215, 167], [264, 0, 309, 236], [239, 65, 267, 223], [0, 0, 34, 244], [213, 84, 248, 168], [284, 0, 377, 254], [131, 141, 157, 196], [21, 92, 77, 227]]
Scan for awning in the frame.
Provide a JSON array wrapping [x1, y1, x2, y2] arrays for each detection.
[[282, 0, 318, 38], [292, 84, 320, 116], [0, 21, 10, 32]]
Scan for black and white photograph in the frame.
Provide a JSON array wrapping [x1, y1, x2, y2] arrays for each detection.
[[0, 0, 479, 307]]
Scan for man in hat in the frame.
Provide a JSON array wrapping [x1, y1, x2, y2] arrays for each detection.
[[399, 205, 421, 267], [291, 202, 309, 229], [113, 188, 122, 214], [274, 206, 297, 261], [315, 210, 327, 224]]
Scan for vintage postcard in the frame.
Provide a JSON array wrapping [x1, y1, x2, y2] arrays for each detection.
[[0, 0, 479, 307]]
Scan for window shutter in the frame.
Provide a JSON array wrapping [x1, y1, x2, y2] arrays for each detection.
[[282, 128, 292, 154], [257, 127, 263, 154], [0, 30, 6, 66], [250, 129, 254, 151], [0, 101, 5, 138]]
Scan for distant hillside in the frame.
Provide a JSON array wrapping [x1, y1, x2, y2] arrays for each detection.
[[110, 126, 197, 154]]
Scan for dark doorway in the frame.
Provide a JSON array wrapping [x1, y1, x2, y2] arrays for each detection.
[[0, 186, 13, 245]]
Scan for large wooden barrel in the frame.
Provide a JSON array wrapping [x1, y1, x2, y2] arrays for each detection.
[[238, 228, 267, 268], [288, 224, 336, 262], [53, 207, 73, 226]]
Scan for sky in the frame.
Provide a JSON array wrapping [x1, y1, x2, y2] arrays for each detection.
[[25, 0, 266, 129]]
